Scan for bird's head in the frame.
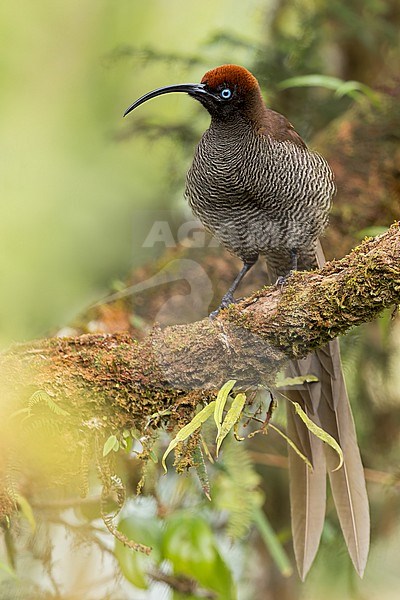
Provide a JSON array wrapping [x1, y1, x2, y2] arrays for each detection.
[[124, 64, 263, 122]]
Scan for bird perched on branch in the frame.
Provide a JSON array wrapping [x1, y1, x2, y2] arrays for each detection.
[[124, 64, 369, 579]]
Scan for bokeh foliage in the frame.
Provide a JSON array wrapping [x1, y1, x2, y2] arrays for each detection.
[[1, 0, 400, 599]]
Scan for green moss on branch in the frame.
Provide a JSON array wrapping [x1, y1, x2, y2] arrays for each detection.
[[0, 223, 399, 517], [2, 224, 400, 416]]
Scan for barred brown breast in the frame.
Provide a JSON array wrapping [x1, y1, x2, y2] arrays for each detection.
[[186, 115, 335, 276]]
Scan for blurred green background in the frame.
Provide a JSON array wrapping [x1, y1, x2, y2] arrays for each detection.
[[1, 1, 400, 599], [2, 0, 398, 344], [0, 0, 261, 344]]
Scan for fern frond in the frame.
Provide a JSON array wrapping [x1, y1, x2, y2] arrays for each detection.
[[215, 437, 263, 539], [24, 417, 60, 435], [22, 418, 61, 435], [27, 390, 70, 417]]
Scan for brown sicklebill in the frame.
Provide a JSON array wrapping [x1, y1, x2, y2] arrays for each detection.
[[124, 64, 370, 579]]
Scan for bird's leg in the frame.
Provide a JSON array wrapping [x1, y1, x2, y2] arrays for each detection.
[[276, 248, 298, 287], [209, 260, 256, 318], [290, 248, 298, 272]]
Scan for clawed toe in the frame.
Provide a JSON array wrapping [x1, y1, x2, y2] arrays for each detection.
[[275, 275, 287, 287], [209, 308, 221, 319], [209, 293, 236, 319], [275, 271, 295, 289]]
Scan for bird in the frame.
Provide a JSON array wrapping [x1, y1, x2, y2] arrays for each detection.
[[124, 64, 370, 579]]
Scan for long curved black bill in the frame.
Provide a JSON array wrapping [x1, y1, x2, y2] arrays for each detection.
[[123, 83, 212, 117]]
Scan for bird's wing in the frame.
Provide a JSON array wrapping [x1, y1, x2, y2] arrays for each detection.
[[259, 108, 307, 148]]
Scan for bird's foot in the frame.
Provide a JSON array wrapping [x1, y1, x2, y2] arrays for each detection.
[[275, 271, 295, 290], [209, 292, 236, 319]]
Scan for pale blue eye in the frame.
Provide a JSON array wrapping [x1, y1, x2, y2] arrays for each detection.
[[221, 88, 232, 99]]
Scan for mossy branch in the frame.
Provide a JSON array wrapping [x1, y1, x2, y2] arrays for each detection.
[[1, 223, 399, 418], [0, 223, 399, 518]]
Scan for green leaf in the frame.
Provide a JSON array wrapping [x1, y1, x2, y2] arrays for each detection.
[[334, 79, 378, 103], [277, 74, 380, 105], [252, 507, 293, 577], [115, 516, 162, 589], [356, 226, 388, 240], [216, 393, 246, 456], [269, 423, 312, 469], [162, 402, 216, 472], [148, 448, 158, 463], [200, 435, 214, 464], [233, 421, 245, 441], [15, 494, 36, 533], [214, 380, 236, 437], [28, 390, 70, 417], [275, 374, 319, 388], [214, 440, 262, 540], [192, 443, 211, 501], [291, 401, 344, 471], [163, 513, 236, 599], [278, 74, 346, 91], [103, 434, 119, 457]]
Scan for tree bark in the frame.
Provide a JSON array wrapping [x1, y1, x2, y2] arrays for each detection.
[[0, 223, 399, 518], [2, 223, 399, 414]]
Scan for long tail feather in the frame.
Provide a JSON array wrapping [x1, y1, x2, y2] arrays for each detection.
[[317, 340, 370, 576], [269, 242, 369, 578], [286, 398, 326, 580]]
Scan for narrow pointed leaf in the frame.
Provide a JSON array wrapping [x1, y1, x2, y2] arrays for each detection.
[[200, 435, 214, 464], [216, 393, 246, 456], [276, 374, 319, 388], [192, 443, 211, 501], [269, 423, 312, 470], [291, 401, 343, 471], [214, 380, 236, 437], [162, 401, 216, 472], [233, 421, 245, 441], [278, 74, 346, 91]]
